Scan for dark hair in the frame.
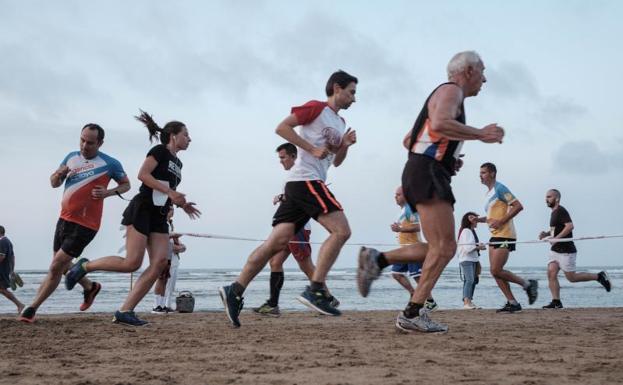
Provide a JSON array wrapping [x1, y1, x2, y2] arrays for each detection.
[[0, 225, 4, 236], [82, 123, 105, 142], [325, 70, 358, 97], [276, 143, 297, 157], [549, 188, 561, 200], [458, 211, 478, 238], [135, 110, 186, 144], [480, 162, 497, 176]]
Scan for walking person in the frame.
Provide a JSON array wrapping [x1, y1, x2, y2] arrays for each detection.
[[152, 208, 186, 314], [476, 162, 537, 313], [0, 226, 24, 314], [253, 143, 338, 316], [456, 212, 485, 309], [19, 124, 130, 323], [356, 51, 505, 333], [220, 70, 358, 327], [539, 189, 611, 309], [389, 187, 437, 310], [65, 111, 200, 326]]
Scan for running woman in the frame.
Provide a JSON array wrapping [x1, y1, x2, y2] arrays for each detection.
[[220, 70, 358, 327], [357, 51, 505, 333], [65, 111, 200, 326], [539, 189, 611, 309], [19, 124, 130, 323], [477, 162, 537, 313]]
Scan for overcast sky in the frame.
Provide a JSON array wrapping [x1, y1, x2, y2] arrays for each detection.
[[1, 1, 621, 270]]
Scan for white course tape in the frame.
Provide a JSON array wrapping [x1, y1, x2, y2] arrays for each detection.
[[177, 232, 623, 247]]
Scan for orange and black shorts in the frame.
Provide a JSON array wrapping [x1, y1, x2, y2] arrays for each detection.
[[272, 180, 343, 233]]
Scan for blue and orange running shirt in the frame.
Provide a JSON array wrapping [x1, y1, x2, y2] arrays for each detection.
[[59, 151, 127, 231]]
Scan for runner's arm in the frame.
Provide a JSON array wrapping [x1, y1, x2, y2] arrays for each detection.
[[429, 85, 502, 142], [50, 165, 70, 188], [275, 114, 328, 159], [489, 200, 523, 229], [552, 222, 574, 239], [103, 177, 131, 198], [333, 128, 356, 167], [138, 156, 186, 206]]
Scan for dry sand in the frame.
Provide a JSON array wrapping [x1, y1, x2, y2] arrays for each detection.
[[1, 308, 622, 385]]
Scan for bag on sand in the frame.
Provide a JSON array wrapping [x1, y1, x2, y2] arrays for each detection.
[[176, 291, 195, 313]]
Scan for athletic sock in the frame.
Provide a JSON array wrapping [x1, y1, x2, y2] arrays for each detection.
[[403, 302, 424, 318], [310, 281, 324, 292], [231, 281, 245, 297], [267, 272, 284, 307], [521, 280, 530, 289], [377, 253, 389, 269], [509, 300, 519, 306]]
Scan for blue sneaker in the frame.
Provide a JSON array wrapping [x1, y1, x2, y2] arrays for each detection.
[[112, 310, 148, 326], [297, 286, 341, 316], [65, 258, 89, 290], [219, 285, 244, 328]]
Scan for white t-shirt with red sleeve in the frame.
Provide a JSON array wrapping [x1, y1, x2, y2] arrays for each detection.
[[286, 100, 346, 183]]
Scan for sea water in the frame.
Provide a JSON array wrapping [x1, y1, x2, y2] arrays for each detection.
[[1, 266, 621, 315]]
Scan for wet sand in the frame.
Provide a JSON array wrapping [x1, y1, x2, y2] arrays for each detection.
[[1, 308, 622, 385]]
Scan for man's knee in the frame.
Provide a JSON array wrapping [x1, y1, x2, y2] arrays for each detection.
[[331, 225, 351, 243], [564, 272, 578, 282], [489, 265, 504, 278]]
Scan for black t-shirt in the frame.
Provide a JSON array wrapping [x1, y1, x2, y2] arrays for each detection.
[[138, 144, 183, 207], [550, 205, 577, 253]]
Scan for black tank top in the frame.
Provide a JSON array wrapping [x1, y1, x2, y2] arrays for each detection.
[[408, 82, 465, 173]]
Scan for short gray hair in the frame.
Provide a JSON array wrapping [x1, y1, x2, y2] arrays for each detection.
[[447, 51, 482, 78]]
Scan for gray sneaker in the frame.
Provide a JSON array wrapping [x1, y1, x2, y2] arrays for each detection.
[[395, 308, 448, 333], [357, 247, 382, 297]]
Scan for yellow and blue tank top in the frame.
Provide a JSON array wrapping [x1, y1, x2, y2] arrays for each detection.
[[484, 181, 517, 238]]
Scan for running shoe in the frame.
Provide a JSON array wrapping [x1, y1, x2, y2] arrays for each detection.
[[112, 310, 148, 326], [14, 272, 23, 287], [252, 302, 281, 317], [80, 281, 101, 311], [219, 285, 244, 328], [297, 286, 341, 316], [496, 302, 522, 313], [65, 258, 89, 290], [542, 300, 563, 309], [357, 247, 381, 297], [525, 279, 538, 305], [151, 306, 167, 314], [18, 306, 36, 323], [328, 295, 340, 308], [163, 307, 175, 313], [425, 299, 439, 312], [463, 303, 478, 310], [9, 274, 17, 290], [395, 308, 448, 333], [597, 271, 611, 292]]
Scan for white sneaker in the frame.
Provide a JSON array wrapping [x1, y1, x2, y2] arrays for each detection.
[[463, 303, 477, 309]]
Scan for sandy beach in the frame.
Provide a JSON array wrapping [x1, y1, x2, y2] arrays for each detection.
[[1, 308, 622, 385]]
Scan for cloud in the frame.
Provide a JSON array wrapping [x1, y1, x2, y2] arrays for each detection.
[[553, 140, 623, 174], [486, 61, 539, 99]]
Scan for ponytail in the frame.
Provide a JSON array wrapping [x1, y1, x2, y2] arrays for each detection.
[[135, 109, 162, 143], [135, 109, 186, 145]]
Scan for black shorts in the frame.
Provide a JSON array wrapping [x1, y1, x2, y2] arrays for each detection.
[[53, 218, 98, 259], [272, 180, 343, 233], [122, 196, 169, 236], [402, 153, 455, 208], [489, 237, 516, 252]]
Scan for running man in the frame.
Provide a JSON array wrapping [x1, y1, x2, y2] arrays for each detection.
[[253, 143, 339, 316], [390, 187, 437, 310], [0, 226, 24, 313], [357, 51, 505, 333], [476, 162, 537, 313], [220, 70, 358, 327], [539, 189, 611, 309], [19, 124, 130, 323]]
